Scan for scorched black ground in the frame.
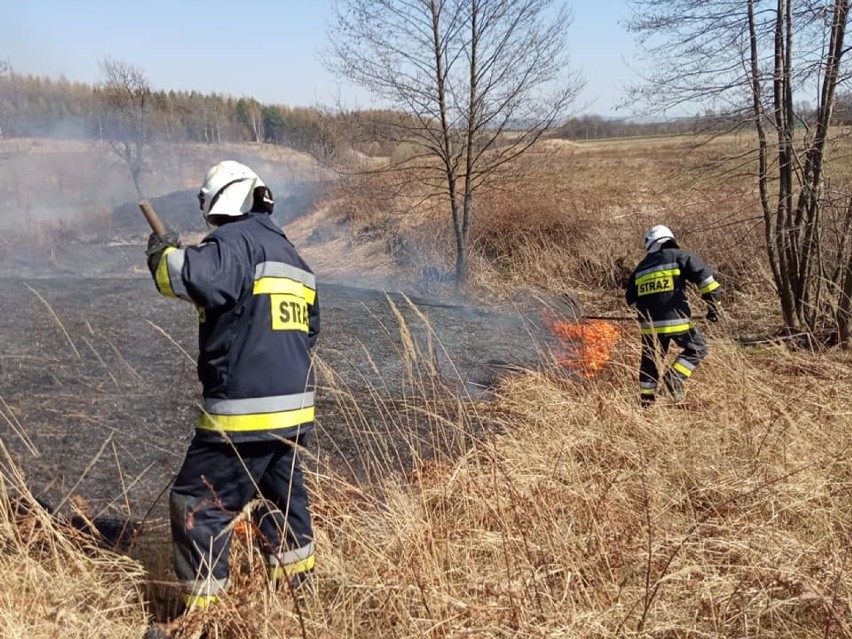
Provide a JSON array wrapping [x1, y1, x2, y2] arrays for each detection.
[[0, 242, 566, 532]]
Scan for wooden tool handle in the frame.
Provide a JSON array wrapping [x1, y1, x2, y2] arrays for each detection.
[[138, 200, 167, 238]]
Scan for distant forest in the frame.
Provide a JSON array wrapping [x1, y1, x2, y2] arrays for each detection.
[[3, 71, 843, 151], [0, 72, 329, 152]]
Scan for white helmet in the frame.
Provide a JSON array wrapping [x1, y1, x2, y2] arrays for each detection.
[[197, 160, 273, 223], [643, 224, 675, 252]]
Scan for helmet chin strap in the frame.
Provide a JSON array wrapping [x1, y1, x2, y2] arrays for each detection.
[[206, 181, 255, 218]]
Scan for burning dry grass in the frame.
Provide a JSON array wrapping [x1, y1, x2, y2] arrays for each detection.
[[304, 335, 852, 638], [543, 314, 623, 378], [2, 134, 851, 636], [1, 315, 851, 637]]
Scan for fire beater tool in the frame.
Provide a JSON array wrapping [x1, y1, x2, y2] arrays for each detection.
[[136, 198, 181, 530], [582, 314, 636, 321], [557, 292, 635, 322], [138, 199, 167, 238]]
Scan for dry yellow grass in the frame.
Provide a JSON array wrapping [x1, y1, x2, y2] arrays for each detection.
[[0, 445, 149, 638], [3, 313, 850, 638], [294, 326, 852, 638]]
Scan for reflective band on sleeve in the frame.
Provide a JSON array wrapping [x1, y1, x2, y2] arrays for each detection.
[[203, 392, 314, 415], [166, 249, 192, 301], [198, 406, 315, 432], [672, 360, 695, 378], [699, 276, 720, 294], [155, 247, 177, 297], [154, 247, 192, 301]]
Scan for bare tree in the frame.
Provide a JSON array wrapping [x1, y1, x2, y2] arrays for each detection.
[[627, 0, 852, 342], [0, 60, 32, 163], [327, 0, 583, 284], [98, 58, 152, 198], [0, 59, 9, 141]]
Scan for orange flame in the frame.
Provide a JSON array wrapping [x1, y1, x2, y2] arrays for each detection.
[[543, 313, 622, 378]]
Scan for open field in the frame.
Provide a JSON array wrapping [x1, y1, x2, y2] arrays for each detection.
[[0, 134, 850, 638]]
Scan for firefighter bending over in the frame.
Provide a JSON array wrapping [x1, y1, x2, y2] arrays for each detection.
[[145, 161, 319, 611], [625, 225, 722, 405]]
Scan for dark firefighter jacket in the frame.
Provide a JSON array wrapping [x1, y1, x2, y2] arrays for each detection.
[[625, 246, 720, 336], [150, 213, 319, 443]]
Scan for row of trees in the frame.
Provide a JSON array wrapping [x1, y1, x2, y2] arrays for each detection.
[[0, 65, 329, 151], [0, 65, 725, 148]]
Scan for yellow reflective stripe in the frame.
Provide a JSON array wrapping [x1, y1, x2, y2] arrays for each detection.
[[198, 406, 315, 432], [269, 554, 316, 579], [640, 388, 656, 396], [641, 322, 693, 335], [672, 361, 694, 377], [635, 268, 681, 286], [253, 278, 317, 305], [700, 280, 720, 294], [181, 593, 219, 609], [155, 247, 177, 297]]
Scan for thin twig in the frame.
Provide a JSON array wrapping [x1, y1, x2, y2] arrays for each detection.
[[146, 320, 195, 363]]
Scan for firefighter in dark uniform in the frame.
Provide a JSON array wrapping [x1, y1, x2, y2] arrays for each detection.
[[145, 160, 319, 610], [626, 225, 723, 405]]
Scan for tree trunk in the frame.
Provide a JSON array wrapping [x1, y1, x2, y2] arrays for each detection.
[[455, 234, 468, 285], [839, 255, 852, 346]]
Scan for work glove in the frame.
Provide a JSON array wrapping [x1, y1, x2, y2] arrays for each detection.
[[706, 303, 724, 323], [145, 230, 180, 276]]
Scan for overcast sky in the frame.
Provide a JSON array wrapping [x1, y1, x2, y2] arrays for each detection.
[[1, 0, 639, 117]]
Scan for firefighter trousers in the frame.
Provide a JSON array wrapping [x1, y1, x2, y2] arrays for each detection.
[[639, 328, 708, 400], [169, 434, 314, 607]]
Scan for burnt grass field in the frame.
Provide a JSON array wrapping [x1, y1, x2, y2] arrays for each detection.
[[0, 240, 574, 534]]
